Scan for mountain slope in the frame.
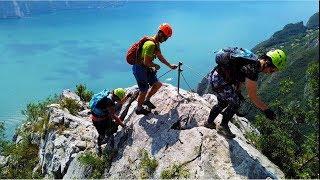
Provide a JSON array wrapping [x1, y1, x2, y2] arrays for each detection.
[[195, 12, 319, 179], [197, 12, 319, 104], [1, 84, 284, 179]]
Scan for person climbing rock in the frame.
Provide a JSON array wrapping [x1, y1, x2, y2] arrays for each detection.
[[126, 23, 178, 115], [204, 47, 287, 139], [89, 88, 133, 154]]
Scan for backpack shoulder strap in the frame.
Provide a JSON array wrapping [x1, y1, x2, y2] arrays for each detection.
[[144, 36, 160, 53]]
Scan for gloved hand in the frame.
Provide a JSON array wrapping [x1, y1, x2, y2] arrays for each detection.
[[263, 109, 276, 120]]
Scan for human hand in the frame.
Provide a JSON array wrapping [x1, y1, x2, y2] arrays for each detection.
[[154, 64, 161, 70], [170, 64, 178, 70], [149, 67, 157, 72], [263, 109, 276, 120]]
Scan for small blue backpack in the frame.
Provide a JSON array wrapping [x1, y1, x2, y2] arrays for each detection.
[[89, 89, 111, 117]]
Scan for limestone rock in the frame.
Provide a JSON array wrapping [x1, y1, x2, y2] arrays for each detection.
[[36, 84, 284, 179], [39, 106, 98, 178], [63, 153, 93, 179], [107, 84, 284, 179]]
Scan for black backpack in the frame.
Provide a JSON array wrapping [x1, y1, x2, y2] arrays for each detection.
[[213, 47, 258, 84]]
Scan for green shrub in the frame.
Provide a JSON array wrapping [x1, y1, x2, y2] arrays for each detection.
[[0, 122, 7, 153], [160, 164, 190, 179], [60, 98, 81, 115], [0, 139, 41, 179], [139, 149, 158, 179], [251, 65, 319, 178], [21, 96, 59, 123], [75, 84, 94, 102], [244, 131, 261, 149], [18, 96, 59, 138], [79, 151, 108, 179]]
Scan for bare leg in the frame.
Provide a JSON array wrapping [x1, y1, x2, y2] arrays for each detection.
[[146, 82, 162, 101], [137, 91, 147, 109]]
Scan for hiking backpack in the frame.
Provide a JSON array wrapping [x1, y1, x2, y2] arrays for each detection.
[[126, 36, 157, 65], [215, 47, 258, 68], [212, 47, 258, 84], [89, 89, 110, 117]]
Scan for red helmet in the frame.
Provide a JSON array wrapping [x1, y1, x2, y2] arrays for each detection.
[[158, 23, 173, 37]]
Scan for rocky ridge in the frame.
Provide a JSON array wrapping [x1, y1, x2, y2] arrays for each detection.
[[12, 84, 285, 179]]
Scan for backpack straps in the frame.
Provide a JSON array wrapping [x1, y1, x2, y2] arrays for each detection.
[[137, 36, 160, 65]]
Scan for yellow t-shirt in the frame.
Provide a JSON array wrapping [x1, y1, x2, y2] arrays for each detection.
[[139, 37, 160, 63]]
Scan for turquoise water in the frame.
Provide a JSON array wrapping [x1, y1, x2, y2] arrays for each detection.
[[0, 1, 318, 138]]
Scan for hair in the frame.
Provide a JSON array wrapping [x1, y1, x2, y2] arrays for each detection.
[[259, 54, 276, 68]]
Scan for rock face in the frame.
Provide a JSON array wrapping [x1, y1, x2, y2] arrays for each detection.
[[35, 84, 284, 179], [106, 84, 283, 179], [38, 93, 97, 178], [63, 153, 93, 179]]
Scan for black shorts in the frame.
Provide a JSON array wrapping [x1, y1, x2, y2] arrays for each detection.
[[92, 119, 118, 137]]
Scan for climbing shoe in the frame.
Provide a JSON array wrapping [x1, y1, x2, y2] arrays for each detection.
[[204, 122, 216, 129], [217, 124, 236, 139], [135, 107, 151, 115], [143, 100, 156, 109]]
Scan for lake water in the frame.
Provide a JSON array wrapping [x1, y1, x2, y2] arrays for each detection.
[[0, 1, 318, 138]]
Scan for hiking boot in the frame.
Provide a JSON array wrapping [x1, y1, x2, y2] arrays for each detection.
[[217, 124, 236, 139], [204, 122, 216, 129], [143, 100, 156, 109], [135, 107, 151, 115]]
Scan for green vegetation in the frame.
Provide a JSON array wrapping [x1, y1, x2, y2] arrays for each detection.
[[0, 122, 7, 153], [79, 151, 109, 179], [18, 96, 59, 138], [241, 13, 319, 178], [0, 84, 94, 178], [247, 62, 319, 178], [0, 97, 59, 178], [253, 30, 319, 105], [75, 84, 94, 102], [0, 127, 42, 178], [160, 163, 190, 179], [21, 95, 59, 123], [306, 12, 319, 29], [139, 149, 158, 179], [60, 98, 81, 115]]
